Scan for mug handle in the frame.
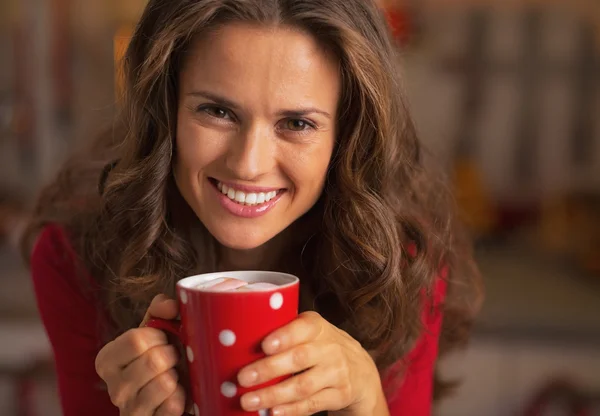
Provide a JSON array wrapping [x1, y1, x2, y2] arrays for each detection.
[[145, 318, 183, 339], [144, 319, 194, 416]]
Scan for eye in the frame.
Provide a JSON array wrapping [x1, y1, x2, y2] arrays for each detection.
[[284, 119, 314, 132], [197, 105, 232, 120]]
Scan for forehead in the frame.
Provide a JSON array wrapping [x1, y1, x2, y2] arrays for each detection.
[[179, 23, 340, 108]]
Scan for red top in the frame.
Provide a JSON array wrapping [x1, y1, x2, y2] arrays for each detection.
[[30, 224, 447, 416]]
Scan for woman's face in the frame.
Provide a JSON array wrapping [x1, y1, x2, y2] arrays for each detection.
[[174, 23, 340, 250]]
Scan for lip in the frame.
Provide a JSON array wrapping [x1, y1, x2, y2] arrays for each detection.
[[208, 178, 285, 219]]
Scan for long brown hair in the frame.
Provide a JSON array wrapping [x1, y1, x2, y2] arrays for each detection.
[[23, 0, 482, 399]]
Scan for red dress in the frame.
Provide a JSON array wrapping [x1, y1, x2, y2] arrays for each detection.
[[30, 224, 447, 415]]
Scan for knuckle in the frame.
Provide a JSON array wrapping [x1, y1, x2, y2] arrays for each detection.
[[127, 329, 152, 355], [295, 375, 314, 397], [163, 369, 179, 394], [339, 384, 353, 404], [306, 396, 321, 414], [95, 341, 119, 380], [291, 345, 310, 369], [332, 342, 345, 355], [259, 388, 276, 407], [337, 359, 351, 381], [160, 394, 185, 416], [158, 370, 179, 394], [124, 401, 141, 416], [348, 337, 362, 351], [289, 402, 303, 416], [94, 350, 107, 379], [126, 400, 147, 416], [144, 347, 172, 375], [300, 311, 324, 336], [299, 311, 320, 322], [263, 357, 279, 375], [109, 385, 129, 409]]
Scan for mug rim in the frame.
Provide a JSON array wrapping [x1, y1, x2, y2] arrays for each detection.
[[177, 270, 299, 293]]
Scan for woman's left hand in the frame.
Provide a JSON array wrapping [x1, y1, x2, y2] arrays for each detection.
[[237, 311, 385, 416]]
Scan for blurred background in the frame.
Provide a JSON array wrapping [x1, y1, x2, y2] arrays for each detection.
[[0, 0, 599, 415]]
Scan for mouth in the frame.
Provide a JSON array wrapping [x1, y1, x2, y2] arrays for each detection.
[[208, 178, 286, 207]]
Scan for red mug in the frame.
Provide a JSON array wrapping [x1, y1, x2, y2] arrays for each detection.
[[146, 271, 299, 416]]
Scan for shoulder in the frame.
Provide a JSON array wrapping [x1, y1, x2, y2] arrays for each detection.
[[381, 266, 448, 412], [30, 223, 102, 320], [29, 224, 117, 414], [415, 264, 448, 354], [405, 241, 448, 320], [30, 224, 82, 292], [31, 224, 76, 267], [428, 264, 448, 318]]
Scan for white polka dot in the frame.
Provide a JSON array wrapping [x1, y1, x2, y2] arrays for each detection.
[[258, 410, 269, 416], [219, 329, 236, 347], [180, 289, 188, 304], [186, 346, 194, 362], [269, 292, 283, 310], [194, 403, 199, 415], [220, 381, 237, 398]]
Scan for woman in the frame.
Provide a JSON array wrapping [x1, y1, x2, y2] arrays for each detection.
[[23, 0, 482, 415]]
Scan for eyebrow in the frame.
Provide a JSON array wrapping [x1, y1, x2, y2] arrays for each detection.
[[187, 91, 240, 110], [186, 90, 332, 119], [278, 108, 332, 120]]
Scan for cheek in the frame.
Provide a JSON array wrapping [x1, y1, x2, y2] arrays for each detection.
[[175, 118, 224, 173], [287, 142, 334, 196]]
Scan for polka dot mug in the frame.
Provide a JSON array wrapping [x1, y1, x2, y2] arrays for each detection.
[[146, 271, 299, 415]]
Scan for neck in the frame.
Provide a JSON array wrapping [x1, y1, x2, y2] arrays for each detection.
[[217, 230, 289, 272]]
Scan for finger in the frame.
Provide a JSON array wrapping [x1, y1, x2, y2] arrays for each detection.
[[121, 344, 179, 390], [155, 384, 187, 416], [238, 342, 325, 388], [240, 366, 336, 412], [96, 327, 169, 372], [271, 388, 345, 416], [140, 294, 179, 327], [262, 311, 324, 355], [128, 369, 179, 414], [95, 328, 168, 381]]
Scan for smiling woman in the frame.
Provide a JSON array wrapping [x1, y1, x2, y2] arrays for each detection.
[[174, 24, 338, 252], [21, 1, 482, 416]]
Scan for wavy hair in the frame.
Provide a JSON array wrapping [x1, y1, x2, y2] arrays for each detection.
[[23, 0, 482, 398]]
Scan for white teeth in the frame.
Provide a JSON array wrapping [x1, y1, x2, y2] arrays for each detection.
[[234, 191, 246, 204], [217, 182, 279, 206]]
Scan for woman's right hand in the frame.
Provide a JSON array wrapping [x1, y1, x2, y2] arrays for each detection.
[[95, 294, 186, 415]]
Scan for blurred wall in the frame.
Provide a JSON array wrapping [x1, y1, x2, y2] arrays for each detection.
[[408, 3, 600, 202], [0, 0, 599, 202]]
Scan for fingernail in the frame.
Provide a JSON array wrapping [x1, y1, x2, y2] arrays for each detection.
[[265, 337, 280, 352], [241, 394, 260, 409], [238, 369, 258, 386], [272, 408, 284, 416]]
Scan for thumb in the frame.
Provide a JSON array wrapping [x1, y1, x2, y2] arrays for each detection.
[[139, 294, 179, 327]]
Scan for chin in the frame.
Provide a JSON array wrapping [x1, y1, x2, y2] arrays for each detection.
[[210, 227, 275, 251]]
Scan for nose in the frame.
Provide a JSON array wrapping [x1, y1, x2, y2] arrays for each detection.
[[224, 122, 276, 180]]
